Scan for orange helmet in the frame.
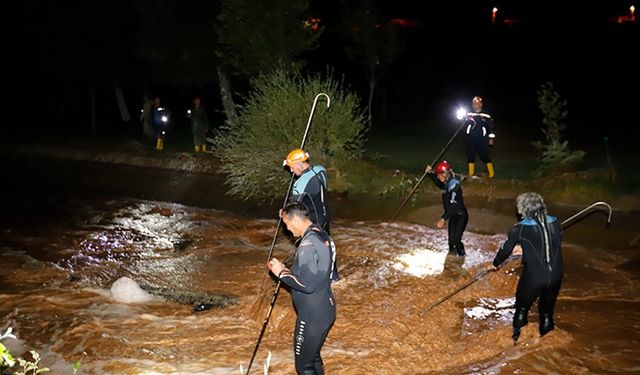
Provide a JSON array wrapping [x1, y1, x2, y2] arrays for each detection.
[[435, 160, 451, 174], [283, 148, 309, 167]]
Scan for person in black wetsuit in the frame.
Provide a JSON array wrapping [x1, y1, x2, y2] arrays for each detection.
[[426, 160, 468, 256], [267, 201, 337, 375], [490, 192, 563, 342], [463, 96, 495, 178], [283, 148, 339, 282]]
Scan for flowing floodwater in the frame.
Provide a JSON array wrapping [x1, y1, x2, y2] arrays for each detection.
[[1, 197, 639, 374]]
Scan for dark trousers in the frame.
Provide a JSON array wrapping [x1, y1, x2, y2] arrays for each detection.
[[465, 138, 491, 163], [448, 211, 468, 255]]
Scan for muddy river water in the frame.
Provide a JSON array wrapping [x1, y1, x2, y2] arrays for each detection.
[[1, 159, 639, 374]]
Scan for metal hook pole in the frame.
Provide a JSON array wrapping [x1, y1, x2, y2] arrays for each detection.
[[419, 201, 613, 314], [391, 120, 466, 221], [246, 93, 330, 374]]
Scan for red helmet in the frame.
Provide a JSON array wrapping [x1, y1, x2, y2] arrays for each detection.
[[435, 160, 451, 174]]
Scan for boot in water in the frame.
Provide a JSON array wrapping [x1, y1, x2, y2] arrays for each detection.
[[539, 314, 555, 336], [512, 305, 529, 342]]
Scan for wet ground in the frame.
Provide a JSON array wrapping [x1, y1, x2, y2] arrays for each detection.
[[2, 155, 640, 374]]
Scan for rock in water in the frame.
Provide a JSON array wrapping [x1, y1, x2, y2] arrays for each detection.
[[110, 276, 155, 303]]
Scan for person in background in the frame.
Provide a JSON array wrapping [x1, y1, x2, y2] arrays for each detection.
[[267, 201, 336, 375], [490, 192, 563, 342], [464, 96, 495, 178], [150, 96, 170, 151], [140, 94, 154, 140], [425, 160, 468, 256], [187, 96, 210, 153]]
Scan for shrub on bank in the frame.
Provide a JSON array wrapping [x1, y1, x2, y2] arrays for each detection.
[[213, 70, 367, 202]]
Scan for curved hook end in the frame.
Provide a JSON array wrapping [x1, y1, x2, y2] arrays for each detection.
[[315, 92, 330, 108]]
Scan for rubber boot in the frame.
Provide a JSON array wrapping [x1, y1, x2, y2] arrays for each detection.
[[156, 137, 164, 151], [512, 305, 529, 342], [468, 163, 475, 177], [194, 145, 201, 153], [539, 314, 555, 336], [487, 162, 495, 178], [202, 144, 207, 152]]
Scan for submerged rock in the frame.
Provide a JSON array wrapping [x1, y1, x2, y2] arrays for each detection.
[[139, 284, 237, 311]]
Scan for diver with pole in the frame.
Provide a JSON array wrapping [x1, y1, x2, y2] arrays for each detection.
[[421, 198, 612, 343], [245, 93, 331, 375], [391, 107, 469, 221]]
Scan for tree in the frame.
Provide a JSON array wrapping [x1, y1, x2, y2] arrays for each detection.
[[212, 70, 367, 201], [533, 81, 585, 176], [215, 0, 322, 125], [13, 0, 142, 129], [340, 0, 404, 126], [134, 0, 219, 85]]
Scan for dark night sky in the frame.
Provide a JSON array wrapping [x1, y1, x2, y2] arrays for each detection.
[[5, 0, 639, 144]]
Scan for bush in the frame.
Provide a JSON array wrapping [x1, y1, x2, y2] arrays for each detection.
[[213, 70, 368, 201]]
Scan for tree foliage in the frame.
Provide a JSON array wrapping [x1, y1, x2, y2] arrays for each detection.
[[533, 81, 585, 176], [134, 0, 219, 84], [213, 70, 367, 201], [340, 0, 404, 125], [216, 0, 321, 77]]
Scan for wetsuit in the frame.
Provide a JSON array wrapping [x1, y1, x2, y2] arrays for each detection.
[[428, 173, 468, 256], [492, 214, 563, 338], [278, 225, 336, 375], [464, 111, 495, 165], [292, 166, 330, 234], [292, 165, 339, 281]]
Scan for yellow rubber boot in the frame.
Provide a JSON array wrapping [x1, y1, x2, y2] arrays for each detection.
[[468, 163, 475, 177], [487, 162, 495, 178], [202, 144, 207, 152], [156, 137, 164, 151], [194, 145, 201, 153]]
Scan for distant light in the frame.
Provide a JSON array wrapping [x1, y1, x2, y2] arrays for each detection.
[[187, 109, 191, 114], [303, 17, 321, 32], [456, 107, 467, 120], [631, 5, 636, 17], [161, 116, 168, 122], [492, 7, 498, 24], [390, 18, 422, 28]]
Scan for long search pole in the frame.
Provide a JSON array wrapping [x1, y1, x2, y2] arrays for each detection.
[[246, 93, 330, 375], [390, 120, 467, 221], [255, 93, 331, 298], [419, 201, 613, 315]]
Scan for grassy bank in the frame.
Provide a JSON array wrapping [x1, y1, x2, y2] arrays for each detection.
[[352, 117, 638, 208], [3, 119, 638, 213]]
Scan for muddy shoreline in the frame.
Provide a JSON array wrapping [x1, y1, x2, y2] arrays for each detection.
[[4, 150, 638, 250]]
